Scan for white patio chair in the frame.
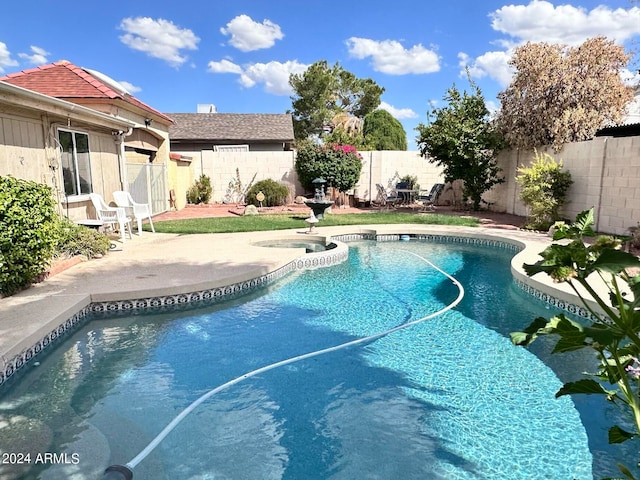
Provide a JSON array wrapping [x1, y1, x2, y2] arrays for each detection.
[[113, 191, 155, 234], [374, 183, 400, 210], [89, 193, 133, 243]]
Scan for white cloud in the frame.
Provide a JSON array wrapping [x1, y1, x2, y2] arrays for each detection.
[[378, 101, 418, 119], [346, 37, 440, 75], [239, 60, 307, 95], [18, 45, 49, 65], [119, 17, 199, 67], [491, 1, 640, 46], [117, 80, 141, 93], [458, 50, 515, 88], [621, 68, 640, 87], [220, 15, 284, 52], [464, 1, 640, 88], [207, 59, 243, 74], [208, 59, 307, 95], [0, 42, 18, 73]]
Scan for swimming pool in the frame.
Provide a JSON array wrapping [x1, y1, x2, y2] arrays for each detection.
[[0, 239, 633, 479]]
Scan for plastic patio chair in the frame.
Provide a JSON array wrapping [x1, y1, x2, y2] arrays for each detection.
[[88, 193, 133, 243], [113, 191, 155, 234]]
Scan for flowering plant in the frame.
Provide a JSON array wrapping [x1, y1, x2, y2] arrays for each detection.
[[295, 142, 363, 193], [512, 209, 640, 479]]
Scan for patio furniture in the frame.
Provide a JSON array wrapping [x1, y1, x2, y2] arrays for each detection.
[[417, 183, 445, 212], [89, 193, 133, 243], [113, 191, 155, 234], [375, 184, 400, 210]]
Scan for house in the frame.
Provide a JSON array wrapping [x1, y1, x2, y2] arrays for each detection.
[[168, 113, 294, 152], [0, 61, 173, 218], [166, 112, 295, 206]]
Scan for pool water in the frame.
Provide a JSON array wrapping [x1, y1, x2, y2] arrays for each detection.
[[0, 240, 635, 479]]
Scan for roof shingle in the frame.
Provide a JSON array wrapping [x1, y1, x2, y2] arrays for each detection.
[[167, 113, 294, 142], [0, 60, 172, 123]]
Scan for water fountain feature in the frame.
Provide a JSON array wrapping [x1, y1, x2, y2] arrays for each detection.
[[304, 178, 334, 220]]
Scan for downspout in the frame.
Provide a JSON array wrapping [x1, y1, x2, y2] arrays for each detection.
[[595, 137, 609, 232], [113, 128, 134, 191]]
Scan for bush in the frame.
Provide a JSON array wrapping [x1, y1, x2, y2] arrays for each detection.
[[295, 143, 362, 193], [246, 179, 290, 207], [54, 219, 111, 258], [399, 174, 419, 191], [0, 176, 60, 296], [516, 150, 573, 230], [187, 174, 213, 204]]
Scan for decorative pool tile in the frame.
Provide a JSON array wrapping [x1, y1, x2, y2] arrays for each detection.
[[513, 279, 596, 321], [0, 233, 591, 389]]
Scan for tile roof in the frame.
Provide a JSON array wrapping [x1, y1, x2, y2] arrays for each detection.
[[0, 60, 172, 123], [167, 113, 294, 142]]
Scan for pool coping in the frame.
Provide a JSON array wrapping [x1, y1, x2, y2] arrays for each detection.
[[0, 225, 609, 389]]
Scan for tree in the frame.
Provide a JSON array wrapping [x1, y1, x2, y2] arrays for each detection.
[[294, 141, 362, 193], [496, 36, 634, 151], [415, 80, 504, 210], [362, 109, 407, 150], [289, 60, 384, 140]]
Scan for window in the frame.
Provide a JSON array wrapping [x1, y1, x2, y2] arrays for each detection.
[[214, 144, 249, 152], [59, 130, 93, 196]]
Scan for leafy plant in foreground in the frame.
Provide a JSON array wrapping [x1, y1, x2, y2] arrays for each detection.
[[511, 209, 640, 479]]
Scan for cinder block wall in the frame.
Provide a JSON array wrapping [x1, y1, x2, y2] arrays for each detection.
[[488, 136, 640, 234]]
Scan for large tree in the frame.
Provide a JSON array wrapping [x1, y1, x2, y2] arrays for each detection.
[[289, 60, 384, 140], [416, 80, 504, 210], [496, 36, 634, 151], [362, 109, 407, 150]]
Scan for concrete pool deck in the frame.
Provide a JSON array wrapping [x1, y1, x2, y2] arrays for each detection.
[[0, 222, 610, 383]]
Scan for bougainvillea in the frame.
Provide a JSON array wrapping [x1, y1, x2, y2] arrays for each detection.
[[295, 142, 363, 192]]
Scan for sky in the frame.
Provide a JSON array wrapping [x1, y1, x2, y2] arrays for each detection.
[[1, 0, 640, 149]]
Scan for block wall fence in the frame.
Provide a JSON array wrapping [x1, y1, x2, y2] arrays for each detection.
[[178, 134, 640, 235]]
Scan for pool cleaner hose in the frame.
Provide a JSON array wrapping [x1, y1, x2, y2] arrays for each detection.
[[103, 249, 464, 478]]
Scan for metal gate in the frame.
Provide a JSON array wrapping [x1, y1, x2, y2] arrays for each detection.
[[126, 163, 167, 215]]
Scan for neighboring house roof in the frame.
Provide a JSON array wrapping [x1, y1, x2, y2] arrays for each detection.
[[0, 60, 172, 124], [167, 113, 294, 143], [596, 122, 640, 137]]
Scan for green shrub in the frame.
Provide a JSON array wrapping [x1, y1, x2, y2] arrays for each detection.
[[516, 150, 573, 230], [246, 179, 290, 207], [295, 143, 362, 192], [54, 219, 111, 258], [399, 174, 419, 191], [0, 176, 60, 296], [187, 174, 213, 204]]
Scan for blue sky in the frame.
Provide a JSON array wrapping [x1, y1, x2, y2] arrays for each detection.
[[2, 0, 639, 148]]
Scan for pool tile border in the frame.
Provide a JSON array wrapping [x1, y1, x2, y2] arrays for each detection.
[[1, 243, 349, 388], [0, 233, 590, 389]]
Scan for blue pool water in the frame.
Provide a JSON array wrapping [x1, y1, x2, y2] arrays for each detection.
[[0, 240, 635, 479]]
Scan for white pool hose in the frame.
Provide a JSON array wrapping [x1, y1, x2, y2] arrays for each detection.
[[116, 249, 464, 474]]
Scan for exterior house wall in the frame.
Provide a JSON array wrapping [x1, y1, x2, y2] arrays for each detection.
[[0, 107, 49, 187], [0, 104, 124, 221], [167, 157, 193, 210]]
